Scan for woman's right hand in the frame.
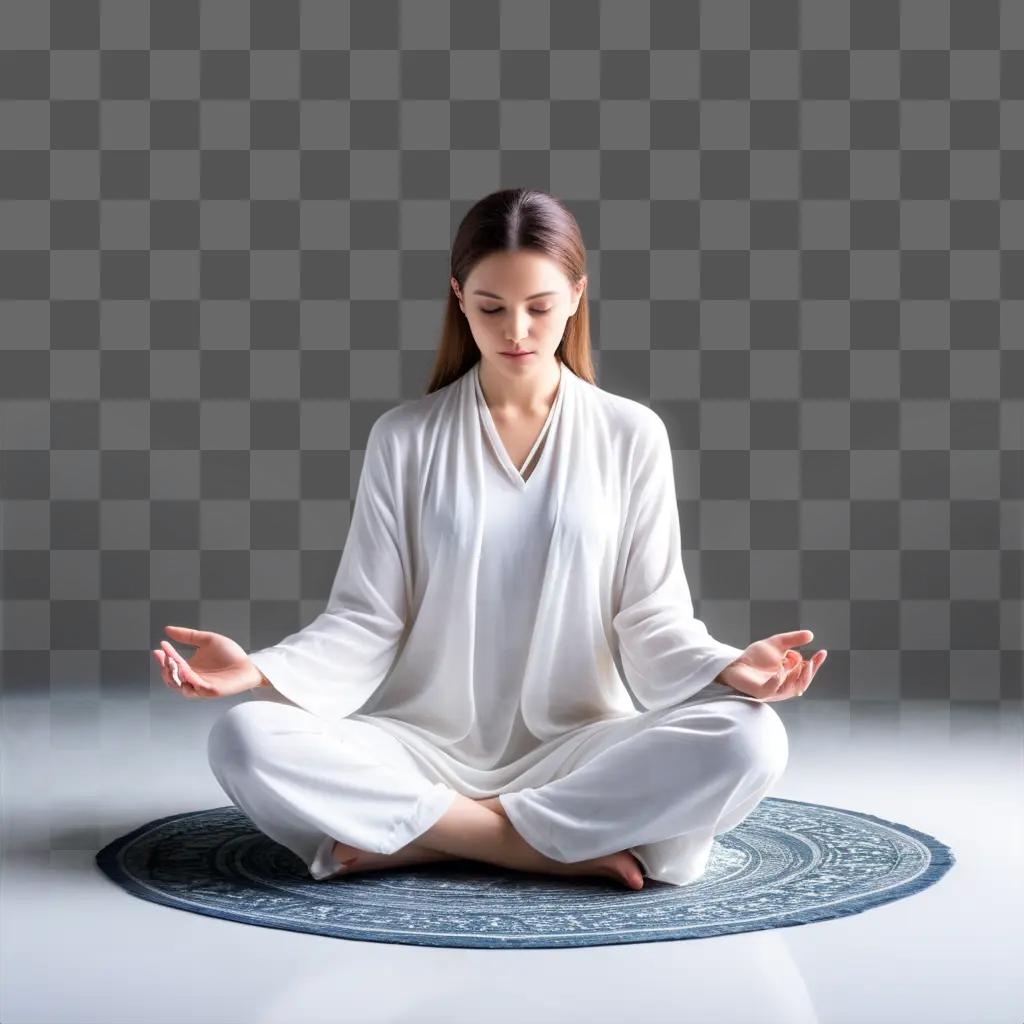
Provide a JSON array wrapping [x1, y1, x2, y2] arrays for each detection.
[[151, 625, 267, 700]]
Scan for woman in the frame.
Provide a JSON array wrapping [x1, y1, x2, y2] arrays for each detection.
[[152, 188, 826, 890]]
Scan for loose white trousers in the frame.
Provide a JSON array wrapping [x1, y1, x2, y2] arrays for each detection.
[[207, 685, 789, 888]]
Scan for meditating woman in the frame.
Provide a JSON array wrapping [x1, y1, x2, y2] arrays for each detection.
[[152, 188, 826, 890]]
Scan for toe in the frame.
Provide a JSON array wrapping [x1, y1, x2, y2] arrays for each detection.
[[625, 854, 645, 890], [331, 840, 361, 869]]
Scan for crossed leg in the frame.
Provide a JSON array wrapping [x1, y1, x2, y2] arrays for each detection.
[[331, 790, 643, 888], [377, 691, 788, 889], [208, 688, 785, 891], [329, 796, 504, 872], [329, 794, 501, 868]]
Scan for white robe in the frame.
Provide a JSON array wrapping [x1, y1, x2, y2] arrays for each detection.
[[246, 357, 746, 796]]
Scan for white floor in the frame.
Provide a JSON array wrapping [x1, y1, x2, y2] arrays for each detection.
[[2, 692, 1022, 1024]]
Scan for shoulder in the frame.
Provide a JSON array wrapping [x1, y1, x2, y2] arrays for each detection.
[[574, 376, 674, 495], [575, 373, 668, 450], [366, 374, 462, 453]]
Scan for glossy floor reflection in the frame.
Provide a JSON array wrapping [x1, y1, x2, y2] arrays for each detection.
[[2, 691, 1021, 1024]]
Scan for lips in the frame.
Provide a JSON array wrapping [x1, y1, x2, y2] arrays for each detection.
[[502, 350, 534, 356]]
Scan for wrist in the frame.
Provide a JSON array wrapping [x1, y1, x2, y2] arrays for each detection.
[[715, 661, 741, 687], [248, 662, 270, 690]]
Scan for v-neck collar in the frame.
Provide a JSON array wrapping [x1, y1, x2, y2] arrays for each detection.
[[473, 359, 566, 492]]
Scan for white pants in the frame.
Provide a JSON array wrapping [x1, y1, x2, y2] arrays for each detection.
[[206, 687, 789, 887]]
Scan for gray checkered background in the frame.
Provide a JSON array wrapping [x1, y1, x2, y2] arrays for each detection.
[[1, 0, 1022, 707]]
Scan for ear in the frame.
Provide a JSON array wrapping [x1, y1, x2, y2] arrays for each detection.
[[570, 276, 587, 315], [450, 277, 465, 313]]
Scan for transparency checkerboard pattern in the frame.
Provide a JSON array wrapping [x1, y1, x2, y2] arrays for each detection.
[[0, 0, 1022, 702]]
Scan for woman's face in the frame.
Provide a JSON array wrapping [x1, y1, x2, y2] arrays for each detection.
[[451, 251, 586, 374]]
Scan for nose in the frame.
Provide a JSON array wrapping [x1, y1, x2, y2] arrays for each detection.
[[505, 311, 531, 342]]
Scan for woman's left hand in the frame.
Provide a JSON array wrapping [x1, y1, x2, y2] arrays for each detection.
[[716, 630, 827, 703]]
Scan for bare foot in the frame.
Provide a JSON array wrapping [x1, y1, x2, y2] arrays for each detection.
[[332, 839, 645, 889], [327, 797, 512, 877], [330, 795, 645, 891], [477, 795, 644, 889], [330, 838, 459, 876], [562, 850, 646, 891], [473, 796, 644, 890]]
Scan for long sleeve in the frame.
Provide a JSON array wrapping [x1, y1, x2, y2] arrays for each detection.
[[246, 416, 410, 721], [611, 414, 745, 711]]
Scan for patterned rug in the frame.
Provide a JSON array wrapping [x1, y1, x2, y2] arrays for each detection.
[[95, 796, 955, 949]]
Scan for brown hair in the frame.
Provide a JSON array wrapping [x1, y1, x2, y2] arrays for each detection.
[[424, 188, 595, 394]]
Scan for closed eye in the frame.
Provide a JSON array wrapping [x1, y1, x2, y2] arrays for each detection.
[[481, 308, 551, 315]]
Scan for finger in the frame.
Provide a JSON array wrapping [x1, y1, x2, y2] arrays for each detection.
[[778, 649, 799, 675], [169, 656, 185, 689], [792, 655, 810, 689], [160, 640, 202, 693], [772, 656, 800, 696], [775, 660, 806, 700], [802, 653, 823, 690], [153, 650, 174, 690], [156, 649, 179, 690], [158, 650, 186, 692], [815, 649, 828, 672], [804, 650, 826, 687]]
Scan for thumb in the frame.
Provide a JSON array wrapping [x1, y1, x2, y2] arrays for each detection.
[[164, 624, 209, 647], [773, 629, 813, 651]]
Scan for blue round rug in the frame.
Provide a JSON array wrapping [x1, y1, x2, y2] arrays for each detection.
[[95, 796, 955, 949]]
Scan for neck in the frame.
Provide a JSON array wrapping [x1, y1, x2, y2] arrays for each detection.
[[477, 354, 562, 416]]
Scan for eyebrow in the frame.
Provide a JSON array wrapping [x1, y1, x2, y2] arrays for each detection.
[[472, 290, 558, 300]]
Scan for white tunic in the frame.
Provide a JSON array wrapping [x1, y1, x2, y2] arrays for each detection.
[[246, 358, 746, 795]]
